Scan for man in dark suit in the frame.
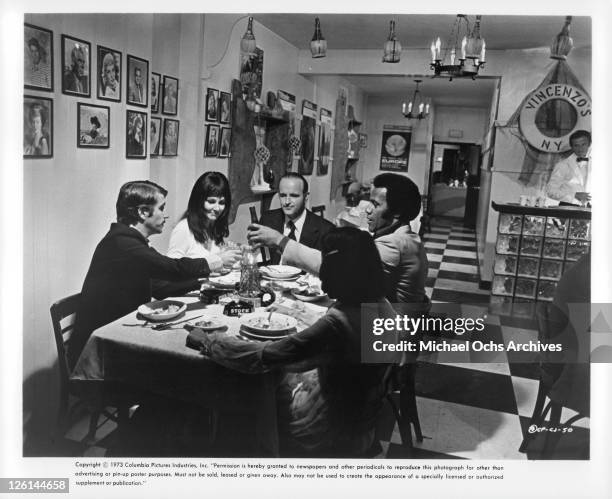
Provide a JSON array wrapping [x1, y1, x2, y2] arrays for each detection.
[[68, 180, 211, 369], [255, 173, 334, 264], [63, 44, 88, 94]]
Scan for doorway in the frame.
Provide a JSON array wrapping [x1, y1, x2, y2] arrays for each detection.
[[428, 141, 481, 226]]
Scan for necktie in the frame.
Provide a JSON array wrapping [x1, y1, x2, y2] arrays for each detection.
[[287, 220, 296, 241]]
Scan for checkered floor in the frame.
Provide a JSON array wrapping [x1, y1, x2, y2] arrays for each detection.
[[376, 218, 589, 460], [42, 218, 589, 459]]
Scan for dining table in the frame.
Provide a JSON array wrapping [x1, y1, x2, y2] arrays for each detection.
[[70, 274, 331, 457]]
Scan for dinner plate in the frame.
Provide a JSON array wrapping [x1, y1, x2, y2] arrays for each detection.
[[208, 271, 240, 289], [260, 265, 302, 279], [192, 316, 228, 332], [239, 328, 290, 342], [240, 312, 298, 337], [208, 267, 232, 278], [291, 289, 328, 302], [137, 300, 186, 322]]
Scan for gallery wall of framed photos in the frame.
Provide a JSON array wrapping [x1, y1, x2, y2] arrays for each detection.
[[23, 17, 185, 162]]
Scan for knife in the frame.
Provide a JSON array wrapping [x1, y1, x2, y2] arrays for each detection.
[[152, 314, 205, 331]]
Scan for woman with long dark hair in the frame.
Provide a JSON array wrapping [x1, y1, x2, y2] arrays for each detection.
[[193, 227, 400, 456], [167, 171, 240, 271]]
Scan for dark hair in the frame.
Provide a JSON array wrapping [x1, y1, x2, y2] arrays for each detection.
[[280, 172, 309, 194], [372, 173, 421, 222], [90, 116, 101, 128], [569, 130, 591, 145], [116, 180, 167, 225], [183, 171, 231, 245], [319, 227, 384, 304]]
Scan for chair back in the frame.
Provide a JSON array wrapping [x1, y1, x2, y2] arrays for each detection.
[[50, 293, 81, 401], [311, 205, 326, 218]]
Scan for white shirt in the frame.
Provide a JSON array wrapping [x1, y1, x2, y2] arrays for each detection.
[[167, 218, 223, 271], [283, 209, 307, 242], [546, 152, 591, 205]]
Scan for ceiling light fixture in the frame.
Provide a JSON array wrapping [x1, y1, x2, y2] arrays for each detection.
[[382, 20, 401, 63], [430, 14, 485, 80], [401, 79, 430, 120], [240, 16, 257, 56], [310, 17, 327, 58], [550, 16, 573, 60]]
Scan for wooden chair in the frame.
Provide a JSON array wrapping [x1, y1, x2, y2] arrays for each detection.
[[418, 194, 432, 237], [51, 293, 132, 443], [518, 302, 589, 457], [311, 205, 326, 218], [383, 363, 423, 450]]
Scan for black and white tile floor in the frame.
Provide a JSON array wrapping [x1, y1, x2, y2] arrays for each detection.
[[52, 218, 589, 459]]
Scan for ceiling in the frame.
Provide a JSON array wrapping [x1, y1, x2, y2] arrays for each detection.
[[254, 14, 591, 51], [254, 14, 590, 107], [341, 75, 498, 107]]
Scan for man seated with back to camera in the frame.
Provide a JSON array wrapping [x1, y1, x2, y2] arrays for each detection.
[[68, 180, 212, 369], [257, 172, 335, 264], [248, 172, 430, 315]]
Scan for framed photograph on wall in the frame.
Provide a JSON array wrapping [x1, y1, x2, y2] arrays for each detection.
[[163, 119, 179, 157], [150, 72, 161, 113], [126, 54, 148, 107], [77, 103, 109, 148], [23, 95, 53, 158], [204, 124, 220, 157], [150, 116, 162, 157], [126, 110, 147, 158], [61, 34, 90, 97], [205, 88, 219, 122], [219, 127, 231, 158], [219, 91, 231, 124], [24, 23, 53, 91], [162, 75, 179, 116], [96, 45, 121, 102]]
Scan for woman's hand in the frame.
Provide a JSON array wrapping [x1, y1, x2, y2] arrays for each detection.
[[220, 248, 241, 268]]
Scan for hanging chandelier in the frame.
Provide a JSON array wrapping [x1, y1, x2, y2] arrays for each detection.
[[401, 80, 429, 120], [430, 14, 485, 80]]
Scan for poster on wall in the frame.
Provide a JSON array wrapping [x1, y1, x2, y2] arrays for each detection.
[[379, 128, 411, 172], [298, 100, 317, 175], [317, 107, 332, 176]]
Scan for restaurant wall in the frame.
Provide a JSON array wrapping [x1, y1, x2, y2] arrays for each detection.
[[433, 106, 488, 144], [23, 13, 164, 441]]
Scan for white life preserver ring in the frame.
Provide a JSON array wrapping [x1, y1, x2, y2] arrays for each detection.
[[519, 83, 591, 153]]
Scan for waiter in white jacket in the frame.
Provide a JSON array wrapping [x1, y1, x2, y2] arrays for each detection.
[[546, 130, 591, 206]]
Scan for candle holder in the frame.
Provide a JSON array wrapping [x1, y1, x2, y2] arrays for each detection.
[[429, 14, 486, 81]]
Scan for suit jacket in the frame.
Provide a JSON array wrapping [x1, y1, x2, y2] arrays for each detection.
[[68, 223, 210, 369], [259, 208, 334, 264], [374, 224, 429, 310], [63, 70, 88, 93]]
